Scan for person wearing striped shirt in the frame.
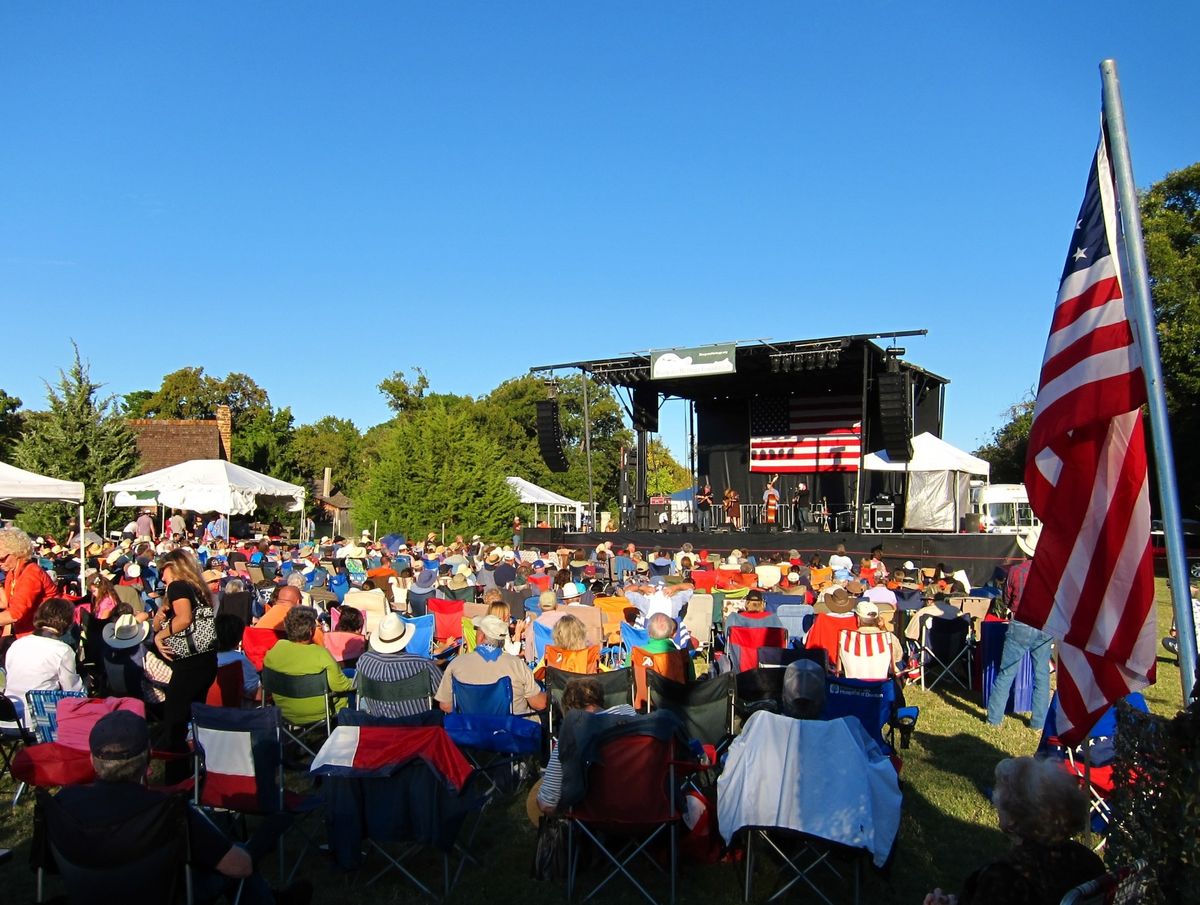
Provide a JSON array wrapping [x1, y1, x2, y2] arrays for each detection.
[[354, 612, 443, 718]]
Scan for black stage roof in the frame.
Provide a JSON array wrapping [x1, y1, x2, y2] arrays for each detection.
[[530, 330, 949, 401]]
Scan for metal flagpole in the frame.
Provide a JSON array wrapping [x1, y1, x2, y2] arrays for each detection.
[[1101, 59, 1197, 700], [580, 369, 596, 532]]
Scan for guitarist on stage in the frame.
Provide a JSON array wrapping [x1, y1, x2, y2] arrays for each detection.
[[723, 486, 741, 531], [695, 482, 714, 532]]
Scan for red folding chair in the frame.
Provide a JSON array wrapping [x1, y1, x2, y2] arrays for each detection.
[[727, 625, 788, 672], [242, 627, 285, 672], [428, 598, 465, 643], [206, 661, 245, 708]]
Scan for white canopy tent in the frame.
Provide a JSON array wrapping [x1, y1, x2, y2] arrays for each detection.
[[506, 476, 587, 530], [863, 432, 991, 532], [0, 462, 87, 580], [103, 460, 306, 535]]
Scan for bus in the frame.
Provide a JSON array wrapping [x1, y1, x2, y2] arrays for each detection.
[[971, 483, 1040, 534]]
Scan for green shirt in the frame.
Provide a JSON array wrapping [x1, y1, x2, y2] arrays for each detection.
[[263, 639, 355, 725]]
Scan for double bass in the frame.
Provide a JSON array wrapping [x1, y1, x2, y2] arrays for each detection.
[[762, 474, 780, 525]]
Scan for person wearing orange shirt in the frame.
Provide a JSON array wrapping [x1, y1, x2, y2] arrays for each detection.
[[254, 585, 324, 644], [0, 528, 59, 641]]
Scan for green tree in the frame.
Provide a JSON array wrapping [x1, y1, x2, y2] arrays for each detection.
[[378, 367, 429, 414], [13, 345, 139, 536], [355, 399, 517, 537], [0, 389, 23, 461], [645, 438, 691, 496], [290, 416, 362, 495], [120, 389, 155, 417], [139, 367, 271, 427], [973, 394, 1034, 483], [1142, 162, 1200, 514], [232, 406, 296, 480]]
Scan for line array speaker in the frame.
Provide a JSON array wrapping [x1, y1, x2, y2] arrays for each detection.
[[535, 400, 570, 472], [876, 371, 912, 462], [633, 386, 659, 433]]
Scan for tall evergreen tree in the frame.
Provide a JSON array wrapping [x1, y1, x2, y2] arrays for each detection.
[[355, 399, 517, 538], [13, 344, 139, 536]]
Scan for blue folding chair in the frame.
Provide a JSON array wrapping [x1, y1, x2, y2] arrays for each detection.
[[328, 572, 350, 604], [445, 677, 539, 800], [452, 677, 512, 716], [775, 604, 815, 644], [762, 593, 791, 615], [821, 676, 918, 758], [620, 622, 650, 663], [25, 690, 87, 744], [611, 556, 636, 582], [400, 615, 435, 659], [531, 620, 553, 663]]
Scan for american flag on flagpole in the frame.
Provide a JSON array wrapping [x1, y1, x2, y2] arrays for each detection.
[[749, 395, 862, 472], [1019, 124, 1157, 746]]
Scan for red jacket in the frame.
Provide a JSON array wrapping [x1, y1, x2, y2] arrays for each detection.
[[4, 559, 58, 637]]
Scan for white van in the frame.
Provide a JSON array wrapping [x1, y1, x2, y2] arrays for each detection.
[[971, 483, 1041, 534]]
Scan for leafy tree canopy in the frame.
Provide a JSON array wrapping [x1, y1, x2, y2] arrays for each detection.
[[973, 393, 1034, 484], [134, 367, 271, 426], [378, 367, 429, 414], [646, 438, 691, 497], [354, 398, 517, 537], [13, 344, 139, 536], [289, 416, 362, 497], [0, 389, 23, 462]]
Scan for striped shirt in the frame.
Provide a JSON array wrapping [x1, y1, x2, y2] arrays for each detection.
[[354, 651, 443, 718]]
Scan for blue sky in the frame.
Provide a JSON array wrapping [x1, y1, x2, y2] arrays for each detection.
[[2, 3, 1197, 462]]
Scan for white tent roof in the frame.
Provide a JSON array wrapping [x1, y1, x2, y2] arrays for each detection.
[[862, 432, 991, 477], [0, 462, 85, 504], [505, 476, 582, 508], [104, 459, 305, 515]]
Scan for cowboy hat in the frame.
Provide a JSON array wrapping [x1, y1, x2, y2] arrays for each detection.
[[822, 586, 854, 614], [755, 564, 782, 589], [448, 572, 471, 590], [561, 583, 581, 600], [485, 550, 501, 565], [201, 569, 223, 583], [370, 613, 416, 654], [103, 613, 150, 649]]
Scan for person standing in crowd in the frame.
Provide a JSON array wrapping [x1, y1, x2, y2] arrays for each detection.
[[151, 548, 219, 782], [985, 531, 1054, 732], [0, 527, 59, 646], [168, 510, 188, 539], [135, 508, 156, 542], [512, 515, 523, 551], [204, 512, 230, 543], [695, 482, 714, 531]]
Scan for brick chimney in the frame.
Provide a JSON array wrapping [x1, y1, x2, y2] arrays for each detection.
[[215, 405, 232, 460]]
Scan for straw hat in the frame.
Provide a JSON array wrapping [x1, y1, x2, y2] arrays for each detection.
[[103, 614, 149, 649], [369, 613, 415, 654]]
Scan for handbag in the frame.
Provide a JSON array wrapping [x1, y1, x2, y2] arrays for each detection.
[[162, 584, 217, 659], [531, 815, 567, 880]]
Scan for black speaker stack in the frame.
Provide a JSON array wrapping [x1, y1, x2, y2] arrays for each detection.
[[535, 400, 570, 472], [876, 370, 912, 462], [632, 386, 659, 432]]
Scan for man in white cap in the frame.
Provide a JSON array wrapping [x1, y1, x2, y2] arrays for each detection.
[[436, 615, 545, 718], [354, 613, 443, 718]]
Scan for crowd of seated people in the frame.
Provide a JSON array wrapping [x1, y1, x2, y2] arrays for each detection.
[[0, 519, 1034, 900]]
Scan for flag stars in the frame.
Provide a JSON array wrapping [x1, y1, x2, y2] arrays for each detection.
[[1073, 246, 1088, 262]]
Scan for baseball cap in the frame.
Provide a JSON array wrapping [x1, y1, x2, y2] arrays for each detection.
[[90, 711, 150, 760]]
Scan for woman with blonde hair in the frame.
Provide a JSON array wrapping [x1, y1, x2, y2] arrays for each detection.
[[550, 613, 588, 651], [152, 548, 219, 781], [485, 600, 525, 656], [923, 756, 1104, 905], [0, 527, 58, 640]]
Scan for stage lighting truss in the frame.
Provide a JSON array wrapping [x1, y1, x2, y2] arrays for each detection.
[[768, 342, 842, 373]]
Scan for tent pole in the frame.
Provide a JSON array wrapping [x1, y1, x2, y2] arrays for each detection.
[[78, 501, 86, 590]]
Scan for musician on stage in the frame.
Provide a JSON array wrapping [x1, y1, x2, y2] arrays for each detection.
[[790, 481, 810, 530], [695, 482, 714, 532], [723, 487, 741, 531], [762, 476, 780, 525]]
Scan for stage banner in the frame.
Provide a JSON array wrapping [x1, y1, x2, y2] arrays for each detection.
[[651, 343, 737, 380], [749, 395, 862, 473]]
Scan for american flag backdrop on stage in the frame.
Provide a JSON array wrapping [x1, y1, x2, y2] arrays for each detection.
[[1018, 125, 1156, 746], [749, 395, 861, 472]]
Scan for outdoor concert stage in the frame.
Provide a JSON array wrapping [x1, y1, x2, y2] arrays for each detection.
[[525, 527, 1021, 586]]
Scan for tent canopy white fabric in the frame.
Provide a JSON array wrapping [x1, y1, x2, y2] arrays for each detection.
[[104, 460, 305, 515], [862, 432, 991, 476], [0, 462, 85, 504], [505, 476, 581, 508]]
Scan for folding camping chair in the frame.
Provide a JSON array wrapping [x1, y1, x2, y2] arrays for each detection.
[[542, 644, 601, 679], [564, 723, 693, 905], [919, 613, 974, 691], [546, 666, 633, 737], [726, 625, 789, 673], [776, 604, 815, 645], [620, 622, 651, 663], [1039, 692, 1149, 850], [446, 678, 540, 800], [400, 614, 435, 659], [260, 667, 340, 759], [191, 703, 322, 886], [1059, 858, 1154, 905], [309, 722, 481, 896], [648, 671, 735, 756], [25, 689, 87, 745], [630, 647, 691, 711], [205, 662, 246, 708], [0, 692, 32, 800], [32, 786, 213, 904], [429, 598, 466, 643], [355, 671, 435, 716], [735, 668, 786, 720], [822, 676, 919, 758], [682, 594, 715, 654]]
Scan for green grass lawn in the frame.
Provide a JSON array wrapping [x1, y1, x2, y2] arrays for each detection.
[[1, 580, 1187, 904]]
